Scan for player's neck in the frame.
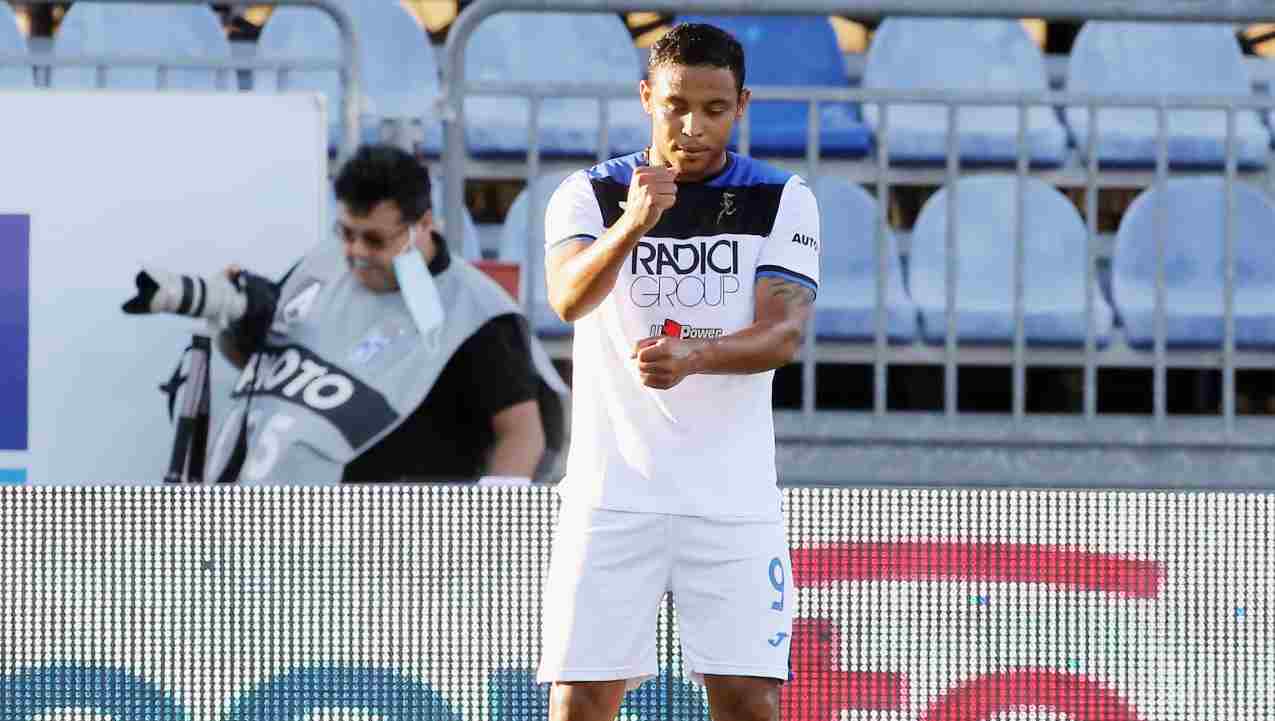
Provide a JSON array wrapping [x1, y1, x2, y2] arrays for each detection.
[[646, 146, 729, 183]]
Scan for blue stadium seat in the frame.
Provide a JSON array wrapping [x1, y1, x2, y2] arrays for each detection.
[[675, 15, 873, 158], [811, 175, 915, 341], [910, 175, 1113, 345], [1066, 23, 1269, 168], [499, 171, 574, 337], [1113, 178, 1275, 349], [256, 1, 443, 154], [862, 18, 1067, 166], [51, 3, 231, 90], [464, 12, 648, 158], [0, 3, 32, 89]]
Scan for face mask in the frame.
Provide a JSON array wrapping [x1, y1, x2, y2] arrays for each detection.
[[392, 226, 445, 351]]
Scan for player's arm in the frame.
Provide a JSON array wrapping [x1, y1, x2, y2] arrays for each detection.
[[632, 278, 813, 387], [633, 176, 820, 388], [546, 166, 677, 323]]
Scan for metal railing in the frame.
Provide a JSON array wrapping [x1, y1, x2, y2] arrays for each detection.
[[0, 0, 363, 156], [449, 1, 1275, 485]]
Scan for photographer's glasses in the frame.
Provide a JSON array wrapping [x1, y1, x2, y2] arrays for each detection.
[[333, 220, 411, 252]]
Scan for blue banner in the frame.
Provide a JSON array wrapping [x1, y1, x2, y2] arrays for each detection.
[[0, 214, 29, 451]]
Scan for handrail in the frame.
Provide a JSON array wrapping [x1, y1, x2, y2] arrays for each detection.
[[440, 0, 1275, 295], [6, 0, 363, 158]]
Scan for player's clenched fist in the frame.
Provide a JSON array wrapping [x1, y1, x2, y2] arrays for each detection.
[[623, 166, 678, 233], [631, 335, 697, 390]]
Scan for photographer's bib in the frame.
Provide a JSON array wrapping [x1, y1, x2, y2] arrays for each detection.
[[205, 243, 556, 484]]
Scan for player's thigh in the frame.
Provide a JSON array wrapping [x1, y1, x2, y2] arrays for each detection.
[[539, 505, 672, 677], [670, 516, 794, 681]]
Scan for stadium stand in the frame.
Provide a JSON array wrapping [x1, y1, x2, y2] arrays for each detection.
[[255, 0, 443, 154], [463, 12, 648, 158], [909, 175, 1114, 345], [673, 15, 873, 158], [1066, 22, 1270, 168], [498, 171, 574, 337], [862, 18, 1068, 166], [810, 175, 916, 341], [0, 2, 32, 89], [1113, 177, 1275, 349], [50, 3, 231, 90]]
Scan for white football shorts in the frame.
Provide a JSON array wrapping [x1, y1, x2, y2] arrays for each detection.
[[536, 502, 795, 690]]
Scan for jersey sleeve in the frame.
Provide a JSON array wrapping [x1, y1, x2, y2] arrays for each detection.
[[543, 170, 605, 252], [756, 175, 820, 296]]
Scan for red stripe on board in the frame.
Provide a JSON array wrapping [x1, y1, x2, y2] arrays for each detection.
[[791, 542, 1163, 598], [921, 668, 1143, 721]]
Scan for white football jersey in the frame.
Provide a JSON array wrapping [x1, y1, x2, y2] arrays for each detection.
[[545, 150, 820, 519]]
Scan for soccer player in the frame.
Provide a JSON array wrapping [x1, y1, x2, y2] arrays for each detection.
[[537, 22, 820, 721]]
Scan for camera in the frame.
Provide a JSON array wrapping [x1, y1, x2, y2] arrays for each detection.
[[123, 267, 280, 350]]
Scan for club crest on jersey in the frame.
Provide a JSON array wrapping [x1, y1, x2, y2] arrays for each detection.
[[717, 192, 737, 226], [652, 318, 724, 340]]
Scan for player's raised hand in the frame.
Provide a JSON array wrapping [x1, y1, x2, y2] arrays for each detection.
[[623, 165, 678, 233], [631, 335, 697, 390]]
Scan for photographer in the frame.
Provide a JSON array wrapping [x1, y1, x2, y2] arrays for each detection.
[[176, 145, 563, 483]]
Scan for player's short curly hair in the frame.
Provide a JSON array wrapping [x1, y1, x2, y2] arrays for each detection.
[[648, 23, 746, 95], [333, 144, 432, 223]]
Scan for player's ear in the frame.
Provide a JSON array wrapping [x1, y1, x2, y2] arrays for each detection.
[[736, 88, 751, 120], [639, 79, 653, 114]]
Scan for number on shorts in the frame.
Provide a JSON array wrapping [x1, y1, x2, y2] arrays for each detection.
[[768, 557, 785, 612]]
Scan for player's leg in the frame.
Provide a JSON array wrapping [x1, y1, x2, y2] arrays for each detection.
[[703, 675, 782, 721], [670, 514, 794, 721], [549, 681, 627, 721], [537, 504, 673, 720]]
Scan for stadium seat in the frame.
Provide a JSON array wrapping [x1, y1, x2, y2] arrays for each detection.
[[498, 171, 575, 337], [51, 3, 231, 90], [909, 175, 1114, 345], [675, 15, 873, 158], [0, 3, 33, 89], [464, 13, 648, 158], [862, 18, 1068, 166], [256, 1, 443, 155], [811, 175, 916, 341], [1066, 23, 1269, 168], [1113, 178, 1275, 349]]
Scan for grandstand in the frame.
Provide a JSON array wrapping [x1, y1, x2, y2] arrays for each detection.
[[3, 0, 1274, 479], [1, 1, 1274, 718]]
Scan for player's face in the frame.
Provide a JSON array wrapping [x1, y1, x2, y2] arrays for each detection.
[[335, 200, 431, 293], [641, 64, 749, 181]]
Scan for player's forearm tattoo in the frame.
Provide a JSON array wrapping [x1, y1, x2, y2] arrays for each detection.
[[764, 278, 815, 345], [767, 279, 815, 309]]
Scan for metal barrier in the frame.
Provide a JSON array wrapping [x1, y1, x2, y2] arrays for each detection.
[[0, 0, 363, 156], [440, 1, 1275, 487]]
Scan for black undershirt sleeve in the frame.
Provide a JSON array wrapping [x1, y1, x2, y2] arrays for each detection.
[[462, 314, 539, 419]]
